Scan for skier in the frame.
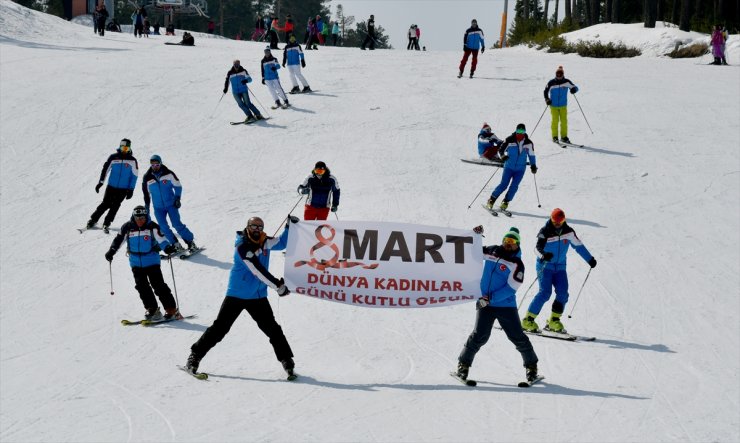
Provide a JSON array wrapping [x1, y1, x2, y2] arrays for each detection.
[[455, 226, 539, 384], [711, 25, 728, 65], [478, 122, 503, 160], [86, 138, 138, 233], [223, 59, 264, 123], [486, 123, 537, 212], [184, 216, 296, 378], [266, 19, 280, 49], [142, 155, 197, 253], [521, 208, 597, 334], [261, 47, 290, 109], [96, 3, 108, 36], [297, 161, 340, 220], [360, 14, 376, 50], [282, 35, 311, 94], [105, 205, 180, 321], [544, 65, 579, 143], [459, 19, 484, 78]]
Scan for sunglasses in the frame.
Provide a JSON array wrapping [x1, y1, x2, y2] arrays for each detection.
[[503, 237, 518, 246], [314, 168, 326, 174], [248, 224, 264, 231]]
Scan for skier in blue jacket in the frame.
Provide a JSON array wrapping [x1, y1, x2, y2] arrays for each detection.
[[86, 138, 138, 232], [477, 122, 503, 160], [522, 208, 597, 333], [142, 155, 196, 253], [282, 35, 311, 94], [185, 216, 296, 378], [459, 19, 485, 78], [486, 123, 537, 212], [223, 59, 264, 124], [544, 65, 579, 143], [455, 226, 539, 384], [261, 47, 290, 109], [105, 206, 180, 321]]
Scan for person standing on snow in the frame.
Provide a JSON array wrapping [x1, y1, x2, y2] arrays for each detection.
[[261, 47, 290, 109], [223, 59, 265, 123], [455, 226, 539, 384], [459, 19, 484, 78], [282, 35, 311, 94], [521, 208, 597, 334], [297, 161, 340, 220], [184, 216, 296, 378], [360, 14, 376, 50], [478, 122, 503, 161], [486, 123, 537, 212], [105, 205, 181, 321], [544, 65, 579, 143], [86, 138, 138, 233], [142, 155, 197, 253]]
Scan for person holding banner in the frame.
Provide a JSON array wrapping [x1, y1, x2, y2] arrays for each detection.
[[297, 161, 340, 220], [184, 216, 297, 379], [456, 226, 539, 384]]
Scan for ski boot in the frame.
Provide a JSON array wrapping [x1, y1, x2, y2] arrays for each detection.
[[560, 136, 571, 144], [186, 240, 198, 252], [255, 114, 265, 120], [499, 201, 509, 211], [525, 363, 538, 383], [185, 351, 201, 374], [282, 100, 291, 108], [457, 70, 463, 78], [521, 312, 540, 332], [144, 307, 162, 321], [456, 362, 470, 380], [469, 71, 474, 78], [281, 358, 295, 377], [164, 308, 183, 321], [86, 219, 95, 229], [102, 223, 110, 234], [546, 312, 566, 333], [302, 86, 312, 93], [486, 196, 496, 210], [245, 115, 257, 124], [552, 136, 559, 143], [290, 86, 300, 94]]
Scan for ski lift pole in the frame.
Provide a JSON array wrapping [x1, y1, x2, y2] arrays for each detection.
[[573, 94, 594, 134], [467, 167, 501, 209]]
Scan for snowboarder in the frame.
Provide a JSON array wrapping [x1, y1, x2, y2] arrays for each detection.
[[261, 47, 290, 109], [455, 226, 539, 383], [223, 59, 264, 123], [459, 19, 484, 78], [544, 65, 579, 143], [282, 35, 311, 94], [184, 216, 296, 378], [142, 155, 197, 253], [86, 138, 138, 232], [105, 205, 180, 321], [521, 208, 597, 334], [297, 161, 340, 220], [360, 14, 376, 50], [478, 122, 503, 160], [486, 123, 537, 212]]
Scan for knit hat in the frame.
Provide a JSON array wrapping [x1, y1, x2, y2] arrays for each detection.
[[150, 154, 161, 163], [481, 122, 491, 131], [314, 161, 327, 170], [502, 227, 521, 244], [551, 208, 566, 224], [556, 65, 564, 75]]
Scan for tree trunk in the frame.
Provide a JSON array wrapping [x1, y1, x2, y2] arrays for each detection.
[[718, 0, 725, 22], [564, 0, 571, 22], [679, 0, 691, 31], [606, 0, 613, 21], [671, 0, 679, 23], [645, 0, 657, 27], [584, 0, 592, 24], [555, 0, 561, 24], [656, 0, 663, 22], [544, 0, 550, 26], [591, 0, 599, 23]]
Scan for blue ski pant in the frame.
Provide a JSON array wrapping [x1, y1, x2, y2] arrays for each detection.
[[491, 167, 525, 202], [458, 304, 538, 368], [153, 205, 194, 245], [527, 265, 570, 315], [233, 91, 260, 118]]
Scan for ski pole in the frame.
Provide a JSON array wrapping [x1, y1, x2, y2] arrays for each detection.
[[272, 194, 305, 236], [248, 88, 271, 118], [518, 264, 546, 310], [333, 211, 339, 220], [529, 104, 549, 137], [467, 167, 500, 209], [567, 268, 592, 318], [168, 256, 180, 310], [573, 95, 594, 134], [109, 261, 115, 295], [209, 93, 225, 119], [532, 173, 542, 208]]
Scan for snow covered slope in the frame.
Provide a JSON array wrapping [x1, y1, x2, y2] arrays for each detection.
[[1, 1, 738, 441]]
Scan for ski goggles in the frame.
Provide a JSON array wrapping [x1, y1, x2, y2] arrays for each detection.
[[515, 128, 526, 134], [248, 224, 264, 231], [313, 168, 326, 175], [120, 144, 131, 153], [133, 208, 148, 218], [503, 237, 518, 246]]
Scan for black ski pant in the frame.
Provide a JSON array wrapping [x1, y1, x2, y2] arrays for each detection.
[[458, 304, 538, 368], [131, 265, 176, 312], [361, 34, 375, 49], [90, 186, 128, 226], [191, 296, 293, 363]]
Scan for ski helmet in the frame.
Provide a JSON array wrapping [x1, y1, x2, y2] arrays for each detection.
[[264, 46, 271, 53], [132, 205, 148, 218], [119, 138, 132, 153], [551, 208, 566, 224], [150, 154, 162, 164], [515, 123, 526, 134]]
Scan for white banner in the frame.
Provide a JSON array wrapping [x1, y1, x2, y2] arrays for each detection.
[[284, 220, 484, 308]]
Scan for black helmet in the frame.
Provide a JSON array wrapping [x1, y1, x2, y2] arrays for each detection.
[[132, 205, 148, 218]]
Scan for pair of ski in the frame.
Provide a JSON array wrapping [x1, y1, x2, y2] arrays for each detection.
[[494, 325, 596, 342], [176, 365, 298, 382], [160, 246, 206, 260], [230, 117, 272, 125], [77, 226, 109, 234], [288, 89, 317, 95], [449, 372, 545, 388], [482, 204, 512, 217], [121, 314, 197, 326], [553, 140, 586, 149]]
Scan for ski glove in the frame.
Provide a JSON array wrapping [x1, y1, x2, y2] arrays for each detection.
[[546, 98, 552, 106], [262, 79, 265, 85], [164, 244, 177, 255], [104, 249, 115, 262], [500, 155, 509, 162], [541, 252, 554, 262], [125, 189, 134, 199], [223, 88, 228, 94], [271, 66, 277, 71], [473, 225, 484, 234], [277, 278, 290, 296], [174, 197, 181, 208], [481, 46, 485, 53], [530, 165, 538, 174], [477, 297, 490, 309], [95, 183, 103, 193], [588, 257, 597, 268], [297, 185, 309, 195], [570, 86, 578, 94], [331, 205, 338, 212], [241, 79, 248, 85], [301, 60, 306, 68], [288, 215, 300, 224]]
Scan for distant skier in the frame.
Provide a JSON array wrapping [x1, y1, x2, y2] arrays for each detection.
[[486, 123, 537, 212], [711, 25, 728, 65], [184, 216, 296, 378], [521, 208, 597, 334], [142, 155, 197, 253], [360, 14, 376, 50], [105, 205, 180, 321], [297, 161, 340, 220], [261, 47, 290, 109], [459, 19, 484, 78], [86, 138, 138, 233], [96, 3, 108, 36], [478, 122, 503, 160], [282, 35, 311, 94], [544, 65, 578, 143], [455, 226, 539, 384], [223, 59, 264, 123]]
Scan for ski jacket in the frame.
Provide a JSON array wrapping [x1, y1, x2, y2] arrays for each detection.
[[544, 77, 577, 107], [226, 228, 289, 299], [464, 26, 484, 50], [224, 65, 251, 94], [535, 220, 593, 272], [142, 165, 182, 209], [497, 133, 536, 171], [478, 129, 502, 157], [98, 150, 138, 190], [261, 55, 281, 80], [299, 170, 340, 208], [408, 27, 416, 38], [316, 18, 324, 33], [416, 27, 420, 38], [480, 245, 524, 307], [255, 18, 265, 30], [283, 41, 305, 66], [110, 216, 170, 268], [332, 23, 339, 35], [284, 18, 294, 33], [367, 18, 375, 36]]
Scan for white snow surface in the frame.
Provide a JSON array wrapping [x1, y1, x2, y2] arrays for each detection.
[[1, 1, 739, 442]]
